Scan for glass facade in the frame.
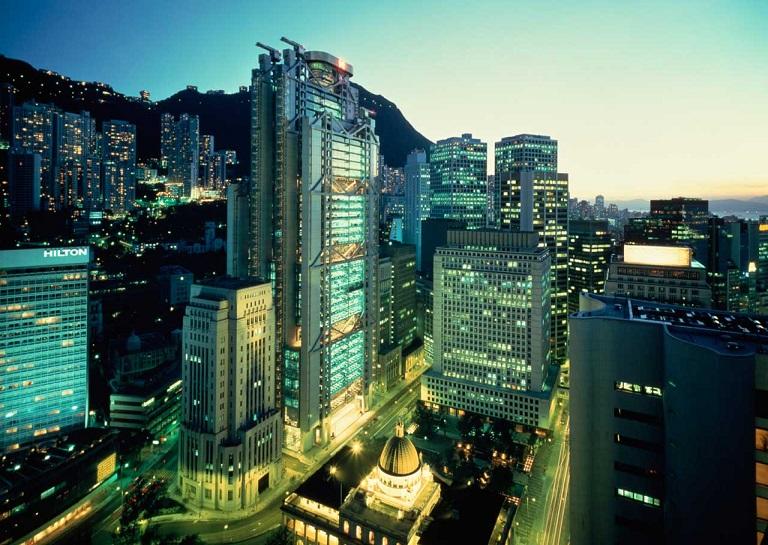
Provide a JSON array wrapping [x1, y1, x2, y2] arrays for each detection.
[[496, 134, 569, 364], [245, 45, 378, 450], [429, 134, 487, 229], [0, 247, 89, 452]]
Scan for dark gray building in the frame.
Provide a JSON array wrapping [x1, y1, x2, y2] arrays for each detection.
[[8, 150, 41, 217], [569, 293, 768, 545]]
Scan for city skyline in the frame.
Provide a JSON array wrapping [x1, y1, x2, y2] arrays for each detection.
[[2, 0, 766, 200]]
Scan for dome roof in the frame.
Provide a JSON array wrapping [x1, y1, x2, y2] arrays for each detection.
[[378, 423, 421, 477]]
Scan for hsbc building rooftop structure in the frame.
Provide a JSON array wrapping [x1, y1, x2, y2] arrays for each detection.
[[0, 246, 90, 451]]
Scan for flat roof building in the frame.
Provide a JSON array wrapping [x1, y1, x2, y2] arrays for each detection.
[[0, 247, 90, 452], [605, 244, 711, 308], [569, 293, 768, 544], [421, 230, 557, 429]]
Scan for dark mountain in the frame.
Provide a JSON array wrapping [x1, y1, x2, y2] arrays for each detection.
[[0, 54, 431, 173]]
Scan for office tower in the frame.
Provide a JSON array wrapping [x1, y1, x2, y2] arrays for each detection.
[[569, 293, 768, 545], [415, 276, 434, 364], [379, 162, 404, 195], [12, 101, 57, 208], [379, 242, 417, 350], [160, 112, 175, 169], [229, 40, 378, 452], [178, 279, 282, 511], [419, 218, 466, 280], [648, 197, 710, 259], [605, 244, 711, 307], [0, 247, 90, 452], [707, 218, 761, 312], [496, 134, 569, 364], [429, 133, 487, 229], [594, 194, 605, 218], [0, 83, 15, 147], [8, 150, 41, 217], [101, 120, 136, 213], [567, 219, 613, 312], [421, 230, 555, 428], [165, 113, 199, 197], [403, 149, 431, 271]]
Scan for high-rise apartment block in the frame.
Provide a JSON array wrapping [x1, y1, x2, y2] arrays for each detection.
[[178, 279, 282, 511], [403, 149, 430, 271], [570, 293, 768, 544], [429, 133, 487, 229], [162, 113, 200, 197], [496, 134, 569, 364], [568, 219, 613, 312], [421, 230, 556, 428], [101, 119, 136, 213], [228, 41, 378, 452], [12, 101, 57, 208], [0, 247, 90, 452]]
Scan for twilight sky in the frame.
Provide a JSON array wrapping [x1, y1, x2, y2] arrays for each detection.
[[2, 0, 766, 201]]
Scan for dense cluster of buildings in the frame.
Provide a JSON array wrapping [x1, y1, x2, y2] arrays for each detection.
[[5, 100, 137, 215], [2, 37, 768, 545]]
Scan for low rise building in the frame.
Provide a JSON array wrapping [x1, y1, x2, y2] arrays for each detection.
[[604, 244, 711, 308]]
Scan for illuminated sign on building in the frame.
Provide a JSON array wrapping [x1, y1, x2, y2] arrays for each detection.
[[0, 247, 90, 269], [623, 245, 692, 268], [43, 248, 88, 258]]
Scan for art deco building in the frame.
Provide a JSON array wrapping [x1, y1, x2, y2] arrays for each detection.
[[421, 230, 556, 428], [0, 247, 90, 452], [178, 279, 282, 511], [570, 293, 768, 544], [496, 134, 569, 364], [228, 39, 378, 452], [429, 133, 487, 230]]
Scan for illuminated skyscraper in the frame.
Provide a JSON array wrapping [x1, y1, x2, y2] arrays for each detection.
[[496, 134, 569, 364], [0, 247, 90, 452], [229, 40, 378, 452], [160, 112, 175, 169], [403, 149, 430, 271], [567, 219, 613, 312], [178, 279, 282, 510], [163, 113, 199, 197], [429, 133, 487, 229], [101, 119, 136, 213], [421, 230, 556, 428], [12, 101, 56, 208], [54, 110, 97, 209]]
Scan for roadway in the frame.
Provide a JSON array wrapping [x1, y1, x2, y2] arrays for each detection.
[[145, 377, 423, 544]]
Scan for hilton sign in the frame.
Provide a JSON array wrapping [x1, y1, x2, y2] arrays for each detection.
[[43, 248, 88, 258], [0, 246, 90, 269]]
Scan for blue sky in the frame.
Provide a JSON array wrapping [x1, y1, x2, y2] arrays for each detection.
[[2, 0, 766, 200]]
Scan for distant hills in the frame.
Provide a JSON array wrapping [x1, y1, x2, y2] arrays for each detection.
[[612, 197, 768, 214], [0, 54, 432, 173]]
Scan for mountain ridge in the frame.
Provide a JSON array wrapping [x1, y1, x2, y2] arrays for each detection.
[[0, 54, 432, 172]]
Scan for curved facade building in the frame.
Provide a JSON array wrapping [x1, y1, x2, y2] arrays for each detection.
[[569, 293, 768, 544]]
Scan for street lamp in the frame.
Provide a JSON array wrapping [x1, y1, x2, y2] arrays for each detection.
[[351, 441, 362, 455], [329, 465, 342, 506]]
